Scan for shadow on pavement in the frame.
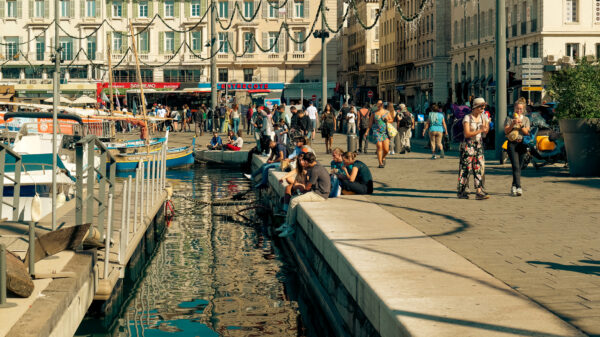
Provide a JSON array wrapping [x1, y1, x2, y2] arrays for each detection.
[[549, 179, 600, 190], [527, 260, 600, 276]]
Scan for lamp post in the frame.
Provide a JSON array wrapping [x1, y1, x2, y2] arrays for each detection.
[[495, 0, 507, 159], [51, 0, 61, 231], [210, 0, 217, 115], [313, 2, 329, 111]]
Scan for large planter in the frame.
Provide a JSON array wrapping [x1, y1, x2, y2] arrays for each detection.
[[559, 118, 600, 176]]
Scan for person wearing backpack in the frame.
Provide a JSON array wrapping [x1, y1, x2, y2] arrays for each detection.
[[397, 104, 414, 153], [357, 103, 371, 153], [422, 104, 448, 159]]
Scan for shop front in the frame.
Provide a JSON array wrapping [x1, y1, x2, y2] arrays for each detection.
[[282, 82, 335, 106], [97, 82, 181, 107], [15, 83, 98, 104], [197, 82, 285, 108]]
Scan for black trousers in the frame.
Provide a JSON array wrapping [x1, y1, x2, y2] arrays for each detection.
[[358, 127, 369, 151], [340, 179, 373, 195], [507, 141, 528, 188]]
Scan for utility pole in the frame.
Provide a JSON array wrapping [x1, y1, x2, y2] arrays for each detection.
[[51, 0, 61, 231], [313, 1, 329, 111], [495, 0, 507, 159], [210, 0, 217, 119]]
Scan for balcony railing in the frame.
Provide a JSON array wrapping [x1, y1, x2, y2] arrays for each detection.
[[268, 53, 280, 59], [290, 52, 305, 59]]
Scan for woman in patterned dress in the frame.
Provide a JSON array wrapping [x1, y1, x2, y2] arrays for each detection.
[[369, 101, 393, 168]]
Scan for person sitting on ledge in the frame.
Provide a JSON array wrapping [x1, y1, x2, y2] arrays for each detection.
[[250, 140, 287, 189], [277, 152, 331, 238], [206, 131, 223, 150], [337, 151, 373, 195], [279, 152, 309, 212], [225, 130, 244, 151]]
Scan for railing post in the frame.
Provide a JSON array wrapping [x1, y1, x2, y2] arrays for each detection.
[[104, 193, 113, 280], [119, 181, 128, 266], [163, 146, 167, 189], [12, 155, 21, 222], [97, 148, 107, 233], [0, 147, 6, 221], [126, 175, 132, 233], [153, 154, 157, 205], [0, 243, 16, 308], [75, 142, 84, 226], [146, 158, 150, 214], [29, 221, 35, 276], [134, 164, 139, 232], [86, 142, 95, 228], [141, 161, 146, 223]]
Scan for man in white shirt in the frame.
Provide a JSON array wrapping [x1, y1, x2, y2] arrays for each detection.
[[346, 107, 357, 134], [306, 101, 318, 140]]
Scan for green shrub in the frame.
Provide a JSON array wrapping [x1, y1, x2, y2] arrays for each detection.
[[548, 57, 600, 119]]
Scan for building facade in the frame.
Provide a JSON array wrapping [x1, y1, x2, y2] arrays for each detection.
[[0, 0, 338, 103], [450, 0, 600, 106]]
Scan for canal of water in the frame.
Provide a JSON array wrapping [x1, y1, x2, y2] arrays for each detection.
[[75, 166, 323, 337]]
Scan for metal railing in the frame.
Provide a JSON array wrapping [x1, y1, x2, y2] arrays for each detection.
[[75, 135, 116, 238], [0, 143, 21, 221]]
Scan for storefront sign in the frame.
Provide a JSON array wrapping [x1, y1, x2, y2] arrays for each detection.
[[215, 83, 284, 91], [98, 82, 181, 90]]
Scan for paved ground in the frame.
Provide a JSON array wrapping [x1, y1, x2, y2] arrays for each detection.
[[159, 128, 600, 336]]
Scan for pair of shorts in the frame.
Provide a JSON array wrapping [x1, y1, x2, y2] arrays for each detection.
[[322, 124, 334, 138]]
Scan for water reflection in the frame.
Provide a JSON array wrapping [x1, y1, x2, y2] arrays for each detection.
[[86, 168, 302, 336]]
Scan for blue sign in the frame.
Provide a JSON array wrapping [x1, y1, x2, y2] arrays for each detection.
[[197, 82, 284, 90]]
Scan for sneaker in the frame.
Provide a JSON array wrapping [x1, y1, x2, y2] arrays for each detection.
[[511, 186, 517, 196], [476, 192, 490, 200], [440, 152, 445, 159], [406, 147, 411, 153], [516, 187, 523, 196], [431, 155, 436, 159], [457, 192, 469, 199], [243, 173, 252, 180], [390, 151, 395, 155], [279, 227, 295, 237], [275, 223, 288, 232]]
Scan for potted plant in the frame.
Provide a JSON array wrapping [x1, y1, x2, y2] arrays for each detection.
[[547, 56, 600, 176]]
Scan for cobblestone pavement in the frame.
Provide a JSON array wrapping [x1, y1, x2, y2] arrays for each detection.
[[176, 130, 600, 336]]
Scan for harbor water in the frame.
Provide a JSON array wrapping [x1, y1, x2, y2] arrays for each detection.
[[75, 166, 319, 336]]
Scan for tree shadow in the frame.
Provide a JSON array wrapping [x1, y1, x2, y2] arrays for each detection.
[[527, 260, 600, 276], [549, 179, 600, 190]]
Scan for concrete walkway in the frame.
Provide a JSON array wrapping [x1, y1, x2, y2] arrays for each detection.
[[163, 130, 599, 336]]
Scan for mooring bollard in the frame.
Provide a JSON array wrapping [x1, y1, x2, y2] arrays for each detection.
[[29, 221, 35, 276], [119, 181, 128, 265], [104, 194, 113, 280], [0, 243, 16, 308]]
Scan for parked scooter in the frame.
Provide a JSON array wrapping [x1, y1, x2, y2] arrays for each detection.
[[500, 112, 567, 169]]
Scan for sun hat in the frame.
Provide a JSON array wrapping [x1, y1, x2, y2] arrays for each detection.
[[473, 97, 486, 109]]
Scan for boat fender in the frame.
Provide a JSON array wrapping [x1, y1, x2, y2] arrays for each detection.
[[31, 193, 42, 222], [56, 191, 66, 209]]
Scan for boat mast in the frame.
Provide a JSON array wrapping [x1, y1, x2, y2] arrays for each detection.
[[107, 34, 115, 113], [129, 21, 150, 151]]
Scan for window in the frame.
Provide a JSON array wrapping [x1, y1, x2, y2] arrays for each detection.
[[521, 44, 527, 62], [191, 0, 201, 16], [566, 43, 579, 58], [139, 1, 148, 17], [243, 68, 253, 82], [164, 69, 201, 82], [566, 0, 577, 22], [218, 1, 228, 18], [243, 1, 254, 18], [294, 31, 304, 52], [86, 0, 96, 17], [268, 67, 278, 82], [6, 0, 16, 17], [165, 31, 174, 52], [138, 31, 149, 53], [453, 21, 458, 43], [489, 10, 494, 36], [35, 0, 44, 17], [268, 1, 277, 18], [112, 32, 123, 52], [218, 32, 228, 53], [268, 32, 278, 53], [294, 0, 304, 18], [112, 0, 122, 17], [531, 42, 539, 58], [243, 32, 254, 53], [2, 68, 21, 79], [59, 37, 73, 60], [371, 49, 379, 64], [595, 0, 600, 23], [5, 37, 19, 60], [164, 0, 174, 17], [191, 31, 202, 51], [36, 37, 45, 61], [597, 44, 600, 58], [218, 68, 228, 82], [87, 36, 96, 60]]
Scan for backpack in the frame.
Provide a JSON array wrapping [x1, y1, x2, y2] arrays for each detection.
[[360, 110, 370, 128], [398, 113, 412, 128]]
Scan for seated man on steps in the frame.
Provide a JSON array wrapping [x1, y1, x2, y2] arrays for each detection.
[[249, 140, 287, 189], [277, 152, 331, 238], [206, 131, 223, 150]]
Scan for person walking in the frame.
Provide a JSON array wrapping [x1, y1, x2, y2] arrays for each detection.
[[321, 103, 336, 154], [504, 98, 531, 196], [246, 104, 254, 134], [387, 103, 398, 154], [397, 104, 414, 153], [306, 101, 318, 140], [457, 97, 489, 200], [346, 106, 357, 134], [369, 100, 392, 168], [231, 104, 241, 134], [357, 103, 370, 153], [422, 104, 448, 159]]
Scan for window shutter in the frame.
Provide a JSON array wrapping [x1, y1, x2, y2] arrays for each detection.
[[148, 0, 153, 16], [277, 32, 283, 53], [304, 0, 308, 18], [158, 0, 162, 16], [79, 0, 84, 16], [275, 0, 279, 18], [69, 0, 74, 16], [227, 32, 233, 52], [120, 32, 126, 53], [262, 32, 267, 51], [96, 0, 101, 16], [174, 32, 180, 51], [174, 0, 179, 17], [184, 0, 188, 17], [44, 0, 48, 16], [159, 31, 164, 53], [261, 0, 266, 18], [122, 0, 127, 17], [226, 0, 231, 18], [29, 0, 33, 17], [0, 1, 4, 18], [17, 0, 23, 17], [199, 0, 205, 16], [286, 0, 292, 17], [107, 0, 112, 15]]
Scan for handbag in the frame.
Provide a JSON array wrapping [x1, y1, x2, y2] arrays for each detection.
[[386, 123, 398, 138]]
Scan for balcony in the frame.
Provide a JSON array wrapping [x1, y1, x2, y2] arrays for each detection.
[[290, 52, 305, 60], [139, 54, 149, 61], [268, 53, 280, 60], [111, 54, 124, 61], [217, 54, 231, 61], [240, 54, 254, 59], [163, 54, 175, 61]]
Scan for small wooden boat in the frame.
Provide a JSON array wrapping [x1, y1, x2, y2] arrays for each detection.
[[113, 138, 195, 172], [104, 136, 166, 155]]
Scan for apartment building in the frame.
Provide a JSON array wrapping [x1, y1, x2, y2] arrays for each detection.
[[451, 0, 600, 105], [378, 0, 451, 111], [0, 0, 338, 103]]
